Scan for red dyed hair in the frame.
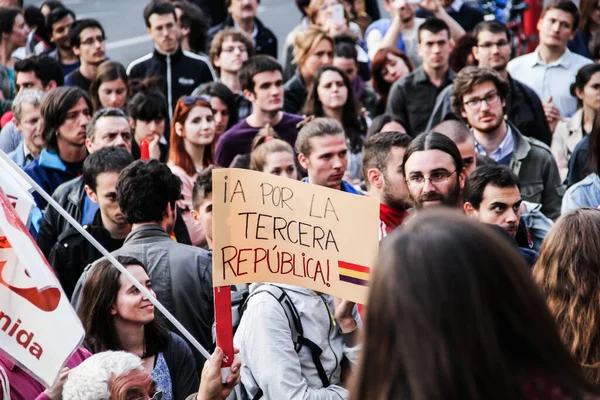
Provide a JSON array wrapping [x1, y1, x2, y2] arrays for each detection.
[[370, 47, 414, 105], [168, 97, 216, 176]]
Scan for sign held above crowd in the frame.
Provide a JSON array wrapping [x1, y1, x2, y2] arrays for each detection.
[[212, 169, 379, 304]]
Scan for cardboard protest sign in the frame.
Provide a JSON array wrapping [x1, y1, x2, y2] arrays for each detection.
[[212, 169, 379, 304], [0, 187, 85, 387]]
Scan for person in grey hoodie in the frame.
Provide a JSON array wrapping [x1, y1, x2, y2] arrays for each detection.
[[234, 283, 361, 399]]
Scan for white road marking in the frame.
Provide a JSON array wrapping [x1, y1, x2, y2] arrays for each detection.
[[106, 35, 152, 51]]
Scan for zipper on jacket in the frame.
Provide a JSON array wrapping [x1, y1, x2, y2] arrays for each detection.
[[319, 295, 339, 383], [166, 54, 173, 122]]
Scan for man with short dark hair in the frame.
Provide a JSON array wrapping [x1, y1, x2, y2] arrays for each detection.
[[208, 28, 254, 119], [463, 164, 522, 236], [386, 18, 455, 136], [48, 147, 133, 299], [426, 20, 552, 145], [507, 0, 592, 129], [362, 131, 412, 238], [36, 108, 132, 259], [452, 66, 563, 219], [45, 7, 79, 76], [208, 0, 277, 58], [65, 19, 106, 92], [215, 55, 304, 167], [127, 1, 215, 120], [402, 130, 465, 208], [8, 89, 44, 168], [433, 119, 484, 176], [72, 160, 214, 368], [0, 55, 64, 154]]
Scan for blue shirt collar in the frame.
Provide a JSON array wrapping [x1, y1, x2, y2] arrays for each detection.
[[38, 149, 67, 171], [474, 124, 514, 162]]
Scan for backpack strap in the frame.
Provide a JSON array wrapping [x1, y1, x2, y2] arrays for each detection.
[[240, 285, 331, 398]]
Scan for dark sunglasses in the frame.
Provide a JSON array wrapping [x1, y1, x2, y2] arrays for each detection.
[[181, 94, 211, 106]]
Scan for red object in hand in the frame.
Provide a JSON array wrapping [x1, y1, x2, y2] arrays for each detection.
[[140, 139, 150, 160], [214, 286, 234, 382]]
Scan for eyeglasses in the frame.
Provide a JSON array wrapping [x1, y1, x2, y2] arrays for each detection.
[[463, 92, 500, 110], [477, 40, 510, 49], [181, 94, 211, 106], [406, 170, 456, 187]]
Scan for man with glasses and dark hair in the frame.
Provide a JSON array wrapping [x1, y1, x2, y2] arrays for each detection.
[[65, 19, 106, 92], [426, 20, 552, 146], [402, 130, 465, 209], [45, 7, 79, 76], [452, 66, 563, 220]]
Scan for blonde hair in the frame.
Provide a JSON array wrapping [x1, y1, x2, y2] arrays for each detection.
[[292, 25, 333, 66], [533, 208, 600, 384], [249, 124, 295, 172]]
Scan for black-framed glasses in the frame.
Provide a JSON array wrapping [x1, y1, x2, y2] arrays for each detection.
[[181, 94, 211, 106], [463, 92, 500, 110]]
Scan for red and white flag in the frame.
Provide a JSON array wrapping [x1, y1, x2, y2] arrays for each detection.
[[0, 186, 84, 387]]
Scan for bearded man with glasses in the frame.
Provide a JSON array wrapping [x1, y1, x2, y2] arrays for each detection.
[[402, 131, 465, 209], [452, 66, 564, 220]]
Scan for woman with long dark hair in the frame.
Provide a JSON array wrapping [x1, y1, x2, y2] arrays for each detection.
[[568, 0, 600, 58], [193, 82, 239, 137], [303, 64, 367, 182], [78, 256, 199, 400], [168, 95, 215, 247], [352, 209, 599, 400], [89, 60, 129, 112]]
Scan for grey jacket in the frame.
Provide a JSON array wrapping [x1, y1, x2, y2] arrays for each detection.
[[509, 122, 564, 220], [234, 284, 360, 400], [71, 225, 214, 368]]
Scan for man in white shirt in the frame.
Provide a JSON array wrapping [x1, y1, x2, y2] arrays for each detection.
[[507, 0, 591, 130]]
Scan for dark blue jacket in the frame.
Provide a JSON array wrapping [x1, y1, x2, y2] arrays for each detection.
[[24, 149, 82, 210]]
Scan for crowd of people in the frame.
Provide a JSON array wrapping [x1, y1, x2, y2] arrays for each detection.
[[1, 0, 600, 398]]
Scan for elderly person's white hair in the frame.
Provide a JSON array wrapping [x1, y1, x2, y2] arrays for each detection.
[[63, 351, 144, 400]]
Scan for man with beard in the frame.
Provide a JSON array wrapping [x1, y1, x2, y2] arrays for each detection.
[[65, 19, 106, 92], [46, 7, 79, 76], [362, 131, 413, 238], [426, 20, 552, 146], [452, 66, 563, 219], [402, 131, 465, 209]]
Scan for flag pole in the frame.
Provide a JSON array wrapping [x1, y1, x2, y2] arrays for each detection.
[[0, 151, 211, 361]]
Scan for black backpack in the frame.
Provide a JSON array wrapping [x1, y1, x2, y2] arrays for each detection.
[[237, 284, 331, 400]]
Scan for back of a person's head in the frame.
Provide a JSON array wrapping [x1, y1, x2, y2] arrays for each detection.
[[333, 34, 357, 61], [63, 351, 143, 400], [192, 166, 214, 210], [433, 119, 473, 145], [68, 18, 104, 48], [83, 146, 134, 191], [351, 209, 596, 400], [116, 159, 182, 225], [534, 208, 600, 384], [463, 165, 520, 208], [295, 117, 344, 157], [15, 54, 65, 87], [238, 55, 283, 94]]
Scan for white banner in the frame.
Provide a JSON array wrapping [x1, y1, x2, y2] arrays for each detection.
[[0, 186, 84, 387], [0, 155, 35, 225]]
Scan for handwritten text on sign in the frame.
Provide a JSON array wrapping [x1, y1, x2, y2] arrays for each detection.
[[212, 169, 379, 304]]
